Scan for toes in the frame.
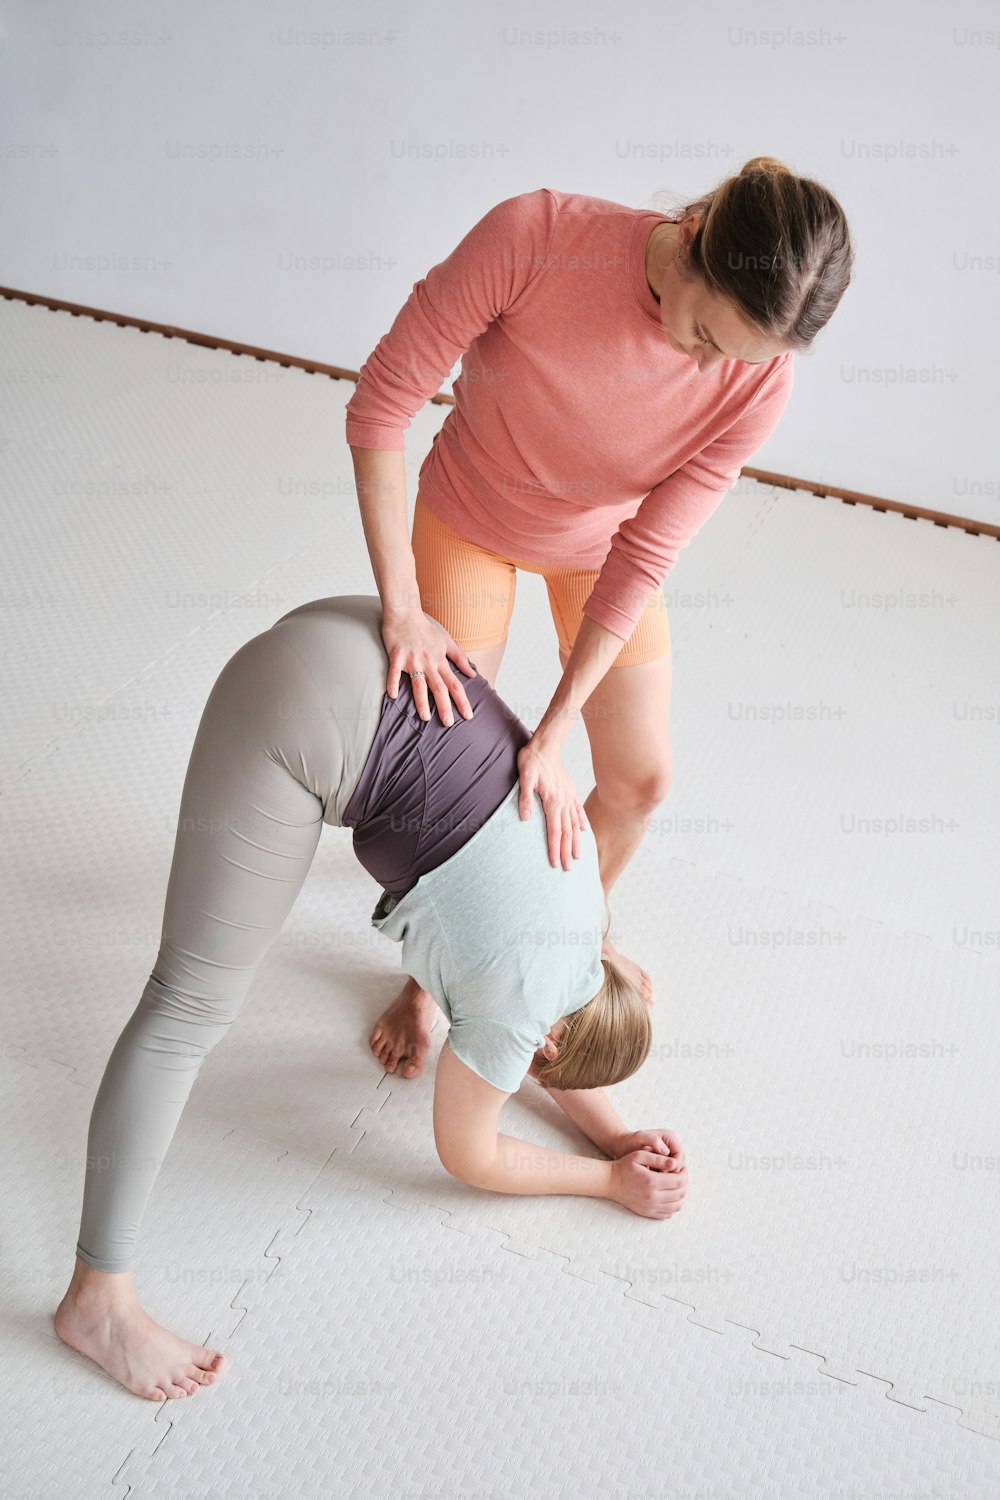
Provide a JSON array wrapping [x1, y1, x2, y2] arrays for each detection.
[[195, 1348, 225, 1373]]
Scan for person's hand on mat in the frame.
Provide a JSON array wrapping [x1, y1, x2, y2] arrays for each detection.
[[610, 1128, 685, 1170], [382, 610, 477, 727], [515, 732, 588, 871], [610, 1150, 689, 1220]]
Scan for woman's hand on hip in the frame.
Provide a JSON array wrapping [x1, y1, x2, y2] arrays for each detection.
[[382, 609, 477, 727], [516, 732, 588, 871]]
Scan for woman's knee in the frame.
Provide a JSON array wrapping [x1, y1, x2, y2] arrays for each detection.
[[596, 751, 673, 814]]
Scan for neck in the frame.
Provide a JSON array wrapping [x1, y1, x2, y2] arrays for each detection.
[[647, 221, 678, 303]]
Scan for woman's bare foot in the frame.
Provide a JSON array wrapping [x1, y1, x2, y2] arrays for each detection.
[[369, 975, 442, 1078], [602, 936, 654, 1009], [54, 1260, 227, 1402]]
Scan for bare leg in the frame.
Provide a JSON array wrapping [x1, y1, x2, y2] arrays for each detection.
[[584, 781, 657, 1003], [560, 647, 675, 1005]]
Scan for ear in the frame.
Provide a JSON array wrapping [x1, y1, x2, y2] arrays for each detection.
[[677, 215, 701, 256]]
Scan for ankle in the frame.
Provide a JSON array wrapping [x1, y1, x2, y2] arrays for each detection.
[[66, 1258, 136, 1305], [403, 975, 435, 1007]]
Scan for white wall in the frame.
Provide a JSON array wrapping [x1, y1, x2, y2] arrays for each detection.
[[3, 0, 998, 524]]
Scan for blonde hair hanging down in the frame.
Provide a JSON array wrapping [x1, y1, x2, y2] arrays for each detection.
[[531, 901, 653, 1093]]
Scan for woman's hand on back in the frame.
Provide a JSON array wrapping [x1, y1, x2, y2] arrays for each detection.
[[382, 609, 478, 727], [382, 606, 588, 869], [516, 731, 589, 872]]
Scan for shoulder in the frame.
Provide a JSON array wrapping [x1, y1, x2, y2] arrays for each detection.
[[473, 186, 559, 237], [445, 1017, 540, 1096], [480, 187, 635, 240]]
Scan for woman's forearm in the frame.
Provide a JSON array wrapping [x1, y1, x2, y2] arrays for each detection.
[[534, 613, 629, 746], [545, 1085, 630, 1156], [463, 1134, 614, 1200], [349, 445, 421, 619]]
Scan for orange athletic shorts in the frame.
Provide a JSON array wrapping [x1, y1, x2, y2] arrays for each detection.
[[410, 492, 671, 668]]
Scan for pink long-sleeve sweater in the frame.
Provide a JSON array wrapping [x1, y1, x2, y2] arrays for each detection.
[[345, 187, 795, 639]]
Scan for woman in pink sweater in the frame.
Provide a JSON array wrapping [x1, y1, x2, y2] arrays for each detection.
[[347, 157, 853, 1076]]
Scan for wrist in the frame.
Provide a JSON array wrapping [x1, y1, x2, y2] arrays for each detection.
[[381, 586, 423, 621], [547, 1086, 631, 1158], [602, 1129, 630, 1159], [532, 709, 573, 747]]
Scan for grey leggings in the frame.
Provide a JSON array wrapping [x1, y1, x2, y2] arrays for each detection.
[[76, 596, 392, 1273]]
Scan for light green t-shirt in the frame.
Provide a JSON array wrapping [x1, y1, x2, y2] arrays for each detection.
[[370, 783, 606, 1093]]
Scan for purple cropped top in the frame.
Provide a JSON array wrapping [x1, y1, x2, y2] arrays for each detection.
[[342, 664, 532, 898]]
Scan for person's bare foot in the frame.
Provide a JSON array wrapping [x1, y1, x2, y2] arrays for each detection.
[[54, 1261, 227, 1401], [602, 936, 654, 1009], [369, 975, 442, 1078]]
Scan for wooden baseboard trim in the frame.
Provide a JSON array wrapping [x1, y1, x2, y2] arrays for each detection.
[[3, 284, 997, 543]]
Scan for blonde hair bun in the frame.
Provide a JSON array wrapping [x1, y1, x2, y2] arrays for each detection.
[[740, 155, 791, 177]]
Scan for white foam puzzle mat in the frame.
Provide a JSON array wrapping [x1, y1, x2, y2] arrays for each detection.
[[1, 293, 998, 1498]]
